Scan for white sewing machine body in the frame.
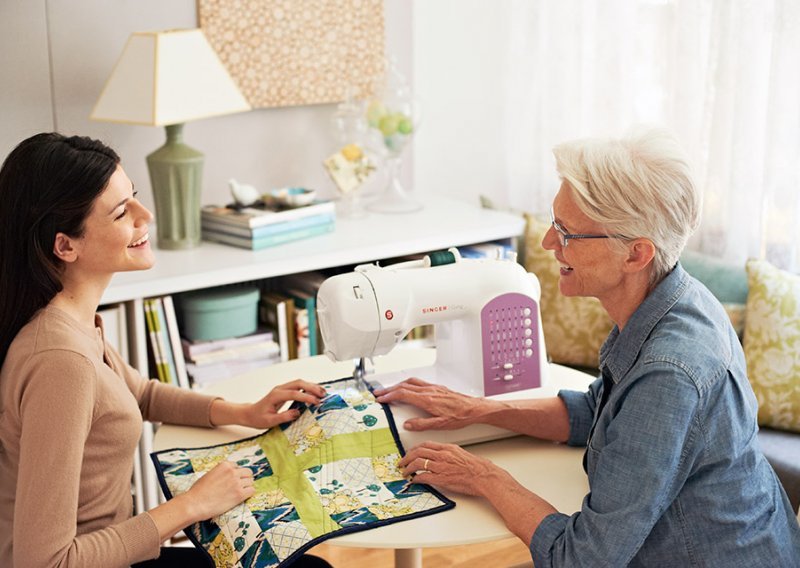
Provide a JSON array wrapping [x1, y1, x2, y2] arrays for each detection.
[[317, 252, 552, 447]]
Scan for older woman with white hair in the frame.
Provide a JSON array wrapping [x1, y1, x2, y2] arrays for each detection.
[[375, 128, 800, 566]]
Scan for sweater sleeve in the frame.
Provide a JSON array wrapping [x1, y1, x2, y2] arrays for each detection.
[[106, 344, 219, 426], [14, 352, 161, 568]]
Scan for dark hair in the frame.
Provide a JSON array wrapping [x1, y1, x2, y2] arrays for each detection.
[[0, 132, 120, 365]]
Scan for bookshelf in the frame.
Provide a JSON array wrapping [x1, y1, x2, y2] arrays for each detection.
[[101, 194, 524, 303], [99, 194, 525, 514]]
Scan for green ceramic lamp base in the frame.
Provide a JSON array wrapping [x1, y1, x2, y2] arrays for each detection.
[[146, 123, 204, 250]]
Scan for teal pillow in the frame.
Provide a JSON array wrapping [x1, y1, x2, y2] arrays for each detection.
[[680, 250, 749, 304]]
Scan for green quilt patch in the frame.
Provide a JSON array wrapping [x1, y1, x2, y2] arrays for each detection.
[[151, 377, 454, 567]]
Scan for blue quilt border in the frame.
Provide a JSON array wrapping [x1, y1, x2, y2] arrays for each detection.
[[150, 375, 456, 567]]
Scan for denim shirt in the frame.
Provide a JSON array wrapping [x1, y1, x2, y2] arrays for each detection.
[[530, 264, 800, 567]]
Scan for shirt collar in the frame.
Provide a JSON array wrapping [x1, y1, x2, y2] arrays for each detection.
[[599, 262, 689, 384]]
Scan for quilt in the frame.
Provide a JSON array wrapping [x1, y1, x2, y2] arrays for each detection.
[[151, 377, 455, 567]]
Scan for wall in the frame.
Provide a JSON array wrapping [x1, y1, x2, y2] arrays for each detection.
[[412, 1, 513, 209], [0, 0, 415, 215]]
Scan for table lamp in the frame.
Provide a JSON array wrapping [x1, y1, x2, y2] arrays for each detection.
[[90, 29, 251, 249]]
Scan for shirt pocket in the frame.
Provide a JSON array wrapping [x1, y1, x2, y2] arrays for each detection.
[[585, 432, 605, 478]]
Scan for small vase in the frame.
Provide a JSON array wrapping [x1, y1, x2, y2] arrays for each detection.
[[330, 94, 372, 218], [368, 154, 422, 214], [146, 123, 203, 249], [364, 58, 423, 214]]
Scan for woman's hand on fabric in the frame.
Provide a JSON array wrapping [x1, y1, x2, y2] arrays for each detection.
[[186, 461, 256, 521], [373, 377, 491, 431], [398, 440, 502, 497], [210, 380, 325, 429], [242, 379, 326, 429]]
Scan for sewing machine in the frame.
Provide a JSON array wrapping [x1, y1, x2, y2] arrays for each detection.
[[316, 249, 552, 447]]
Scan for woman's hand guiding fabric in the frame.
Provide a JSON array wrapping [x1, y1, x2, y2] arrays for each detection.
[[244, 379, 327, 429], [399, 440, 499, 497], [374, 377, 488, 431]]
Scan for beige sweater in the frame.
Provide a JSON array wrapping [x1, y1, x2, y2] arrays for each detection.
[[0, 306, 218, 567]]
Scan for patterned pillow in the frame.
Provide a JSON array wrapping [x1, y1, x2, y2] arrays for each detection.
[[722, 302, 747, 341], [523, 214, 614, 368], [743, 259, 800, 432]]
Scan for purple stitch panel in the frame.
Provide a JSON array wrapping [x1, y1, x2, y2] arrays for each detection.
[[481, 293, 541, 396]]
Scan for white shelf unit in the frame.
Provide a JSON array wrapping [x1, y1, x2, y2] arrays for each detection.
[[102, 195, 524, 303], [102, 195, 525, 513]]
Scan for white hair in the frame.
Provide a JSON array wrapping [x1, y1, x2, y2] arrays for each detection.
[[553, 126, 701, 286]]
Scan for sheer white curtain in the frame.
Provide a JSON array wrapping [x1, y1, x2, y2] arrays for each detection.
[[504, 0, 800, 270], [415, 0, 800, 270]]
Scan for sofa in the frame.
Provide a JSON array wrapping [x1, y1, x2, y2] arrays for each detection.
[[521, 214, 800, 514]]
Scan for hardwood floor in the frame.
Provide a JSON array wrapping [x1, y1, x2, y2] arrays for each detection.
[[308, 536, 532, 568]]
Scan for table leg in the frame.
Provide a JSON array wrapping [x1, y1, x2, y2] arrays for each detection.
[[395, 547, 422, 568]]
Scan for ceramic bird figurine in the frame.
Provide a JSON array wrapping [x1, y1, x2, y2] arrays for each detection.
[[229, 178, 261, 207]]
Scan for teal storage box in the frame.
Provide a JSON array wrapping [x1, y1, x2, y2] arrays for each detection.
[[179, 286, 260, 341]]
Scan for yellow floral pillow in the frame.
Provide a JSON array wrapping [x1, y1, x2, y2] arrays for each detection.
[[722, 303, 747, 340], [743, 259, 800, 432], [523, 214, 614, 368]]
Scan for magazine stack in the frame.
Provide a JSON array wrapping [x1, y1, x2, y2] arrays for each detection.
[[201, 200, 336, 250], [181, 330, 281, 388]]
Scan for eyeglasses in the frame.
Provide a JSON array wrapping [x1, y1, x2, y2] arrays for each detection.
[[549, 206, 623, 248]]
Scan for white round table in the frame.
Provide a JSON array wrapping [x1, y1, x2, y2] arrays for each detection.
[[153, 348, 593, 567]]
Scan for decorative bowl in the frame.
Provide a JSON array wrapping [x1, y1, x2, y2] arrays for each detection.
[[264, 187, 316, 208]]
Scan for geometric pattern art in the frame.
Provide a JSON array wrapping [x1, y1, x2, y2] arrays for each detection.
[[151, 377, 454, 567], [197, 0, 385, 108]]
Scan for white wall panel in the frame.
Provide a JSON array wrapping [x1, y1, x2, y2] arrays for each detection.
[[412, 1, 511, 208], [0, 0, 54, 159]]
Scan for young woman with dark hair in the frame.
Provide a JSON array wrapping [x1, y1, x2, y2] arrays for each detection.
[[0, 133, 332, 568]]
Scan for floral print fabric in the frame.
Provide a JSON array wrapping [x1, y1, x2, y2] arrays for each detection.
[[744, 259, 800, 432]]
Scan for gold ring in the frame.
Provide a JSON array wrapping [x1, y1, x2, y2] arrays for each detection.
[[423, 458, 429, 471]]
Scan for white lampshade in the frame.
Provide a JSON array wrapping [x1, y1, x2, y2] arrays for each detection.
[[90, 29, 250, 126]]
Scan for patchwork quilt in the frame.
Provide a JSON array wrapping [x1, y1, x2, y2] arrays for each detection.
[[151, 377, 454, 567]]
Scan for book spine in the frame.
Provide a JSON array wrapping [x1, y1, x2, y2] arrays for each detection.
[[285, 299, 297, 360], [293, 307, 310, 358], [306, 295, 317, 356], [260, 295, 290, 363], [202, 212, 335, 238], [276, 301, 289, 362], [248, 202, 335, 227], [182, 331, 274, 359], [144, 299, 169, 383], [286, 290, 317, 357], [189, 341, 280, 365], [187, 355, 281, 387], [280, 274, 326, 355], [253, 222, 334, 248], [162, 295, 190, 389], [203, 222, 334, 250], [97, 304, 128, 360], [201, 201, 336, 228], [152, 299, 176, 386]]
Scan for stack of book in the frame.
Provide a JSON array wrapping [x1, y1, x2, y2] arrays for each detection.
[[201, 200, 336, 251], [458, 239, 515, 260], [258, 271, 329, 362], [182, 330, 281, 388]]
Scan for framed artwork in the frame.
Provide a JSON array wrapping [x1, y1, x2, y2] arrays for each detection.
[[198, 0, 385, 108]]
